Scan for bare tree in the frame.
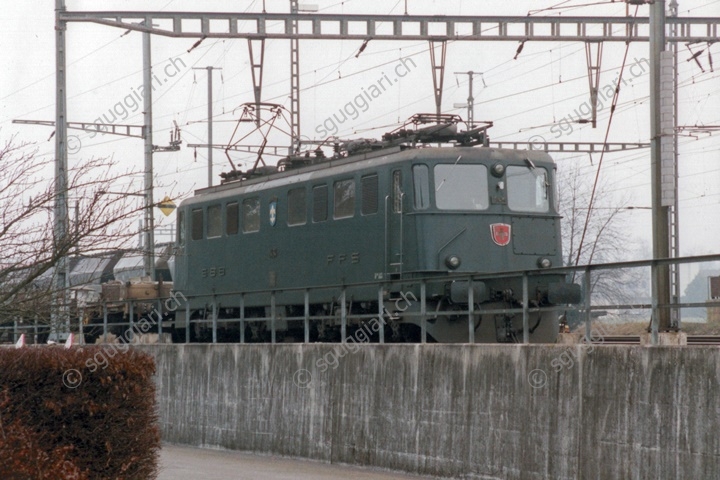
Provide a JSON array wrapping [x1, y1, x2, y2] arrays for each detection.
[[0, 136, 148, 333], [557, 161, 647, 311]]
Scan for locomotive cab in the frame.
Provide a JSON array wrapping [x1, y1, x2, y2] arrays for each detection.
[[381, 148, 579, 342], [400, 149, 560, 275]]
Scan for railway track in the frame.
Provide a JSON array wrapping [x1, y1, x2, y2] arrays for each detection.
[[599, 335, 642, 344], [602, 335, 720, 345], [686, 335, 720, 345], [565, 334, 720, 345]]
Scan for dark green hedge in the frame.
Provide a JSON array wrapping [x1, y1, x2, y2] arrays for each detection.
[[0, 346, 160, 479]]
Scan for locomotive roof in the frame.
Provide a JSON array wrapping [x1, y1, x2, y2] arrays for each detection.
[[181, 146, 555, 207]]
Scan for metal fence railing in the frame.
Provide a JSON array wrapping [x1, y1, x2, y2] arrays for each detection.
[[3, 254, 720, 346]]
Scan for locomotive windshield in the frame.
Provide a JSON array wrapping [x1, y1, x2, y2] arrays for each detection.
[[506, 166, 549, 213], [434, 164, 489, 210]]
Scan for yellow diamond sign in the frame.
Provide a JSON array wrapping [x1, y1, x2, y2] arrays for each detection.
[[158, 196, 176, 216]]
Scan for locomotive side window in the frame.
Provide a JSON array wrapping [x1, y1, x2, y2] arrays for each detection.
[[361, 174, 378, 215], [434, 164, 489, 210], [242, 197, 260, 233], [334, 179, 355, 219], [506, 166, 549, 213], [287, 188, 307, 226], [226, 202, 239, 235], [177, 210, 186, 245], [412, 165, 430, 210], [207, 204, 222, 238], [392, 170, 402, 213], [313, 185, 328, 222], [191, 208, 203, 240]]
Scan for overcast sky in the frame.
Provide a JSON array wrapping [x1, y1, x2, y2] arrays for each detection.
[[1, 0, 719, 258]]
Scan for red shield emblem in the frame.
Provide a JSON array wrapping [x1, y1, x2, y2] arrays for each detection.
[[490, 223, 511, 246]]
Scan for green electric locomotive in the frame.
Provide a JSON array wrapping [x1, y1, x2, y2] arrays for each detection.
[[171, 115, 580, 343]]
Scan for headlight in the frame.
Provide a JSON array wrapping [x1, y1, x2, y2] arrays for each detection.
[[491, 163, 505, 177], [537, 257, 552, 269], [445, 255, 461, 270]]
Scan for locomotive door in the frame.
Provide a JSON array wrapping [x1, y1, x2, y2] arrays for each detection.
[[385, 169, 404, 277]]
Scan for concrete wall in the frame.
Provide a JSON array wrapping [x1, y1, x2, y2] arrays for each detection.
[[138, 344, 720, 479]]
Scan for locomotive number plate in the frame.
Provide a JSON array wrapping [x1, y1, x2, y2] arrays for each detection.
[[201, 267, 226, 278]]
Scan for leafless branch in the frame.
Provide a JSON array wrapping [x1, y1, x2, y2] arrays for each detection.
[[0, 137, 164, 325]]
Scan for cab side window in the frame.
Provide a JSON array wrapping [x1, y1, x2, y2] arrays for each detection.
[[412, 165, 430, 210], [191, 208, 203, 240], [392, 170, 402, 213], [177, 210, 186, 245]]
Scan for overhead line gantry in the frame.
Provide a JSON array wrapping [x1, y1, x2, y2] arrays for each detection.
[[58, 11, 718, 42]]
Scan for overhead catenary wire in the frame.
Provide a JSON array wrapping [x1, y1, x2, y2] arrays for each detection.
[[18, 44, 719, 168], [573, 5, 640, 268]]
